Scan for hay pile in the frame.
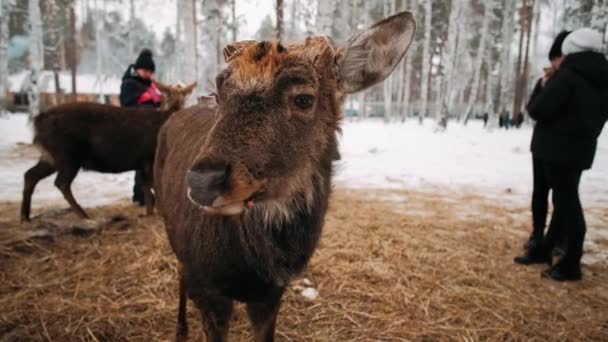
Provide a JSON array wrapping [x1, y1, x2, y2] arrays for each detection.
[[1, 189, 607, 341]]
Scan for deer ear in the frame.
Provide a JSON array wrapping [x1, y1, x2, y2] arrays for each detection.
[[181, 82, 197, 95], [223, 40, 257, 62], [155, 80, 173, 94], [336, 11, 416, 94]]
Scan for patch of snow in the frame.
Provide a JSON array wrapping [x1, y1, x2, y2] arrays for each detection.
[[300, 287, 319, 300]]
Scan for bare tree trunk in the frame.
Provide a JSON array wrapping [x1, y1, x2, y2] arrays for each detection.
[[382, 0, 395, 123], [275, 0, 283, 40], [511, 0, 533, 121], [68, 4, 77, 99], [496, 0, 515, 120], [192, 0, 199, 79], [437, 0, 462, 130], [316, 0, 334, 36], [45, 0, 62, 105], [591, 0, 607, 40], [395, 0, 407, 119], [464, 0, 492, 125], [0, 0, 11, 112], [28, 0, 43, 117], [176, 0, 197, 85], [231, 0, 237, 42], [94, 0, 104, 102], [401, 0, 415, 122], [128, 0, 135, 60], [519, 0, 534, 119], [419, 0, 432, 124]]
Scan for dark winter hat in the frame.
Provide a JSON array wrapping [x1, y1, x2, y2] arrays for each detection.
[[548, 31, 572, 60], [134, 49, 155, 72]]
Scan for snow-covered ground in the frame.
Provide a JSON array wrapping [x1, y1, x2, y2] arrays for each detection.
[[1, 113, 606, 263], [0, 113, 134, 208], [336, 118, 608, 209], [1, 113, 607, 208]]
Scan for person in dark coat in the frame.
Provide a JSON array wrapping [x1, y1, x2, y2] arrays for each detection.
[[515, 31, 571, 267], [119, 49, 162, 205], [515, 28, 608, 281]]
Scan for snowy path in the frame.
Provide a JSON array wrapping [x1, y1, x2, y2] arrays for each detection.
[[1, 113, 606, 211], [336, 119, 608, 209]]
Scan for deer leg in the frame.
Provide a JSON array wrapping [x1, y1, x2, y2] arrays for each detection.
[[54, 166, 88, 219], [190, 291, 233, 342], [176, 262, 188, 341], [21, 160, 56, 222], [141, 165, 154, 216], [246, 288, 285, 342]]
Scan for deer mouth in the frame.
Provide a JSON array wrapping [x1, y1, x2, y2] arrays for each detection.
[[187, 188, 258, 216]]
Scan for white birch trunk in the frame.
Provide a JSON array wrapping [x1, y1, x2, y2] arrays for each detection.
[[419, 0, 432, 124], [28, 0, 43, 117], [94, 0, 104, 102], [483, 60, 496, 115], [464, 0, 492, 124], [316, 0, 334, 36], [401, 0, 415, 121], [591, 0, 607, 38], [395, 0, 407, 119], [436, 0, 462, 130], [496, 0, 515, 121], [0, 0, 12, 113], [176, 0, 197, 85], [382, 0, 395, 123], [231, 0, 237, 42], [128, 0, 135, 60]]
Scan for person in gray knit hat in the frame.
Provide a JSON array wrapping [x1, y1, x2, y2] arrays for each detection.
[[518, 28, 608, 281]]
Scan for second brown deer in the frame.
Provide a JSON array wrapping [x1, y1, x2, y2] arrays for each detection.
[[20, 82, 196, 222]]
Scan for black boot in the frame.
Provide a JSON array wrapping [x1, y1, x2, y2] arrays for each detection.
[[541, 262, 582, 281], [514, 240, 551, 265]]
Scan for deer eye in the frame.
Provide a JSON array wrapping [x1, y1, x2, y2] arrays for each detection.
[[293, 94, 314, 110]]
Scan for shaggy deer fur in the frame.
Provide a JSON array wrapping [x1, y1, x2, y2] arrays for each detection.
[[155, 12, 415, 342], [20, 82, 196, 222]]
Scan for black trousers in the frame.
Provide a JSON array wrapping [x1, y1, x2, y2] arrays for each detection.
[[133, 170, 145, 204], [531, 157, 585, 267]]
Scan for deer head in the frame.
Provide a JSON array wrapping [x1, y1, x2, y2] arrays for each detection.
[[186, 12, 416, 216], [156, 81, 197, 111]]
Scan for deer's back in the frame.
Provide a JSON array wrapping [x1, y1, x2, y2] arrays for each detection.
[[34, 102, 168, 172]]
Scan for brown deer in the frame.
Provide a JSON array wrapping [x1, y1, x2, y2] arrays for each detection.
[[20, 82, 196, 222], [154, 12, 415, 342]]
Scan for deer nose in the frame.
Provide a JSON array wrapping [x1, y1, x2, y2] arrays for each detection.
[[186, 160, 229, 206]]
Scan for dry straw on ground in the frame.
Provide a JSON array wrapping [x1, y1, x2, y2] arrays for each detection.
[[1, 189, 607, 341]]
